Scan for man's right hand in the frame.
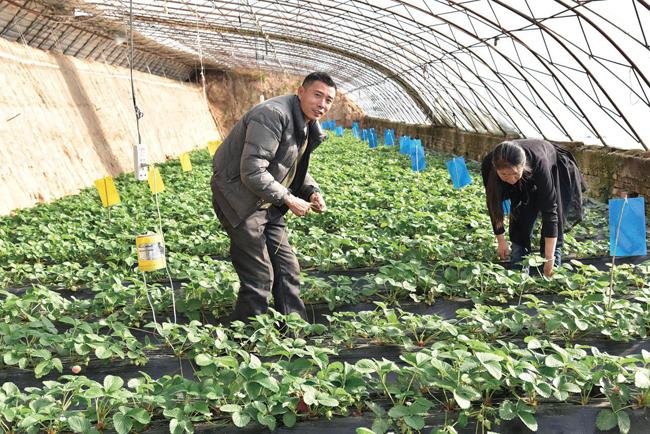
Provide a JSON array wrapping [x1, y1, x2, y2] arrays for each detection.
[[285, 194, 311, 217]]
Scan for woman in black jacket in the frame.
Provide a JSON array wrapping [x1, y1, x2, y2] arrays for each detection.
[[481, 139, 587, 276]]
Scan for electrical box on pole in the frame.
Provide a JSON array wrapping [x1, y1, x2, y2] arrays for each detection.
[[133, 144, 148, 181]]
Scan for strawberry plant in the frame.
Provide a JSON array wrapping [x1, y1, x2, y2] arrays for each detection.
[[1, 132, 647, 433]]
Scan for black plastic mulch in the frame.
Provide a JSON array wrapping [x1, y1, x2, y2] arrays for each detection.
[[138, 401, 649, 434]]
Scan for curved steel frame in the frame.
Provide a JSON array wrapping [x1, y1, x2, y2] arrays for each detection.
[[1, 0, 648, 149]]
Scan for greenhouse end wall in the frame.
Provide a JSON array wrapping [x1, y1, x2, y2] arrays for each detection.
[[362, 117, 650, 210], [0, 38, 220, 216], [205, 69, 364, 139]]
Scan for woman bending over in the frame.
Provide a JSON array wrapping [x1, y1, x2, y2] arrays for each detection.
[[481, 139, 587, 276]]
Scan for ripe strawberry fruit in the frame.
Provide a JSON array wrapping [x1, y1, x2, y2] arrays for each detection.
[[296, 397, 309, 413]]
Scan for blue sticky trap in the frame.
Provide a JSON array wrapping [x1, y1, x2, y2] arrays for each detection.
[[322, 120, 330, 131], [336, 126, 344, 136], [609, 197, 647, 257], [384, 129, 394, 146], [353, 125, 359, 139], [446, 156, 472, 189], [400, 136, 411, 154], [369, 129, 378, 148], [361, 129, 368, 141], [331, 119, 336, 131], [352, 122, 359, 130], [503, 199, 511, 216], [410, 141, 425, 171], [408, 139, 419, 161]]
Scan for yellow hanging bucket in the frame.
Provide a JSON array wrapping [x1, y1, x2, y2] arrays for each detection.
[[136, 233, 165, 271]]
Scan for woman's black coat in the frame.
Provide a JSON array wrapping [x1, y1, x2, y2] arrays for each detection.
[[481, 139, 587, 251]]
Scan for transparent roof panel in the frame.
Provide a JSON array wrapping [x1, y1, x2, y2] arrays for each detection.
[[0, 0, 648, 148]]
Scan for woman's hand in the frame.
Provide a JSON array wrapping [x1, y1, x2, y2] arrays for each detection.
[[543, 237, 557, 277], [496, 235, 509, 260], [543, 258, 554, 277]]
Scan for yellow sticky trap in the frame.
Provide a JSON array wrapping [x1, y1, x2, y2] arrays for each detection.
[[94, 176, 120, 207], [148, 167, 165, 194], [179, 153, 192, 172], [208, 140, 222, 156]]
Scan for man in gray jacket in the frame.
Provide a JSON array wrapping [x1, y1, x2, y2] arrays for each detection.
[[210, 72, 336, 323]]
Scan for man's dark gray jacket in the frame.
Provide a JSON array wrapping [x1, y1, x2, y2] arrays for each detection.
[[211, 94, 326, 227]]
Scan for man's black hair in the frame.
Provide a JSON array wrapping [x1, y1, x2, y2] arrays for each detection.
[[302, 72, 337, 91]]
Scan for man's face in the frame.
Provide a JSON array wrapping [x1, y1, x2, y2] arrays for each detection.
[[297, 80, 336, 122]]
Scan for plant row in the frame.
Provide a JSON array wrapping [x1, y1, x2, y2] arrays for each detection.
[[0, 135, 611, 289], [2, 311, 649, 434]]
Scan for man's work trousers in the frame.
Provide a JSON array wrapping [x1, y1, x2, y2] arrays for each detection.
[[215, 205, 308, 323]]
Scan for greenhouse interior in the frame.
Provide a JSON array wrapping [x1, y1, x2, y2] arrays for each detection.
[[2, 0, 650, 433]]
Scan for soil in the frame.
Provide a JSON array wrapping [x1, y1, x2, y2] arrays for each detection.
[[139, 400, 650, 434], [205, 68, 364, 137]]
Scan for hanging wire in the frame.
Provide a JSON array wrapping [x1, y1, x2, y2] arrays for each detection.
[[151, 166, 178, 325], [608, 195, 628, 311], [629, 68, 640, 106], [195, 10, 207, 107], [141, 271, 162, 334], [129, 0, 144, 144], [127, 0, 177, 325]]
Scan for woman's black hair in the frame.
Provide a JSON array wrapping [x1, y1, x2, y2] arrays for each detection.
[[486, 141, 531, 229]]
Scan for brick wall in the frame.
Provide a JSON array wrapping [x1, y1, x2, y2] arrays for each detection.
[[361, 117, 650, 211]]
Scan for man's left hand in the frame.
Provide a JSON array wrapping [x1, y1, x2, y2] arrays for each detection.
[[309, 192, 327, 213]]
